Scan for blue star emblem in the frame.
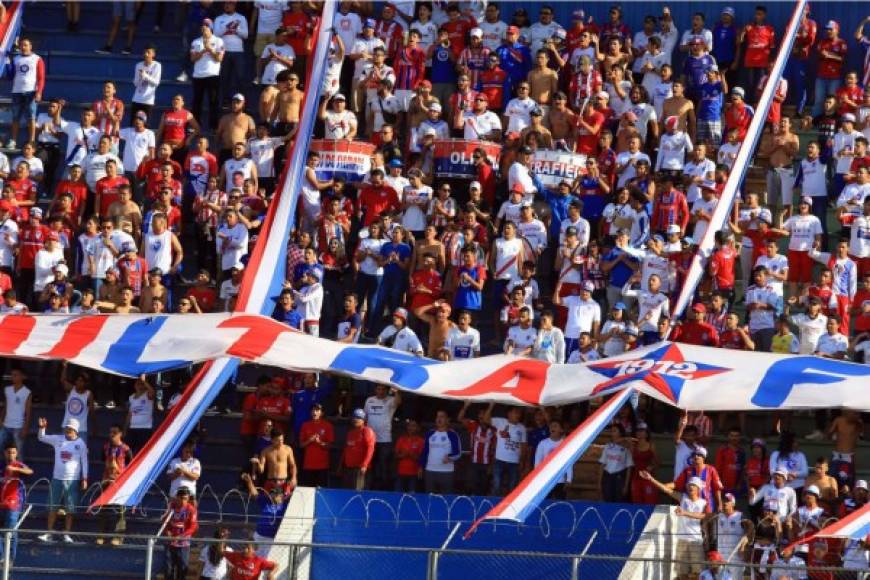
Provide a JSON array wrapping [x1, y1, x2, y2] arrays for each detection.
[[587, 343, 731, 404]]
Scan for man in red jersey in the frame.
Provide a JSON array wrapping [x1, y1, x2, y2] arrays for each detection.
[[736, 5, 775, 102], [724, 87, 753, 141], [51, 164, 87, 223], [812, 20, 849, 117], [7, 162, 38, 223], [671, 303, 720, 347], [224, 543, 276, 580], [0, 443, 32, 562], [574, 92, 606, 155], [163, 487, 198, 580], [183, 135, 218, 197], [374, 4, 404, 60], [298, 403, 334, 487], [16, 207, 50, 306], [137, 143, 183, 195], [145, 162, 184, 204], [280, 1, 312, 76], [156, 95, 199, 157], [442, 4, 475, 58], [356, 168, 399, 227], [92, 80, 125, 142], [719, 312, 756, 350], [476, 53, 509, 112], [95, 158, 130, 218], [708, 234, 739, 306], [714, 428, 746, 498], [341, 408, 376, 491], [448, 74, 477, 136]]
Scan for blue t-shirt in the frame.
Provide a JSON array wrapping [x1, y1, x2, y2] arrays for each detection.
[[453, 265, 485, 311], [379, 242, 411, 277], [272, 306, 303, 329], [712, 23, 737, 64], [682, 54, 716, 93], [496, 43, 532, 87], [698, 81, 724, 121], [431, 44, 457, 84], [256, 495, 289, 538], [603, 248, 638, 287]]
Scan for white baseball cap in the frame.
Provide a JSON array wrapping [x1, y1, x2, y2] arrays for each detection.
[[64, 418, 80, 432], [687, 476, 703, 490], [470, 28, 483, 38]]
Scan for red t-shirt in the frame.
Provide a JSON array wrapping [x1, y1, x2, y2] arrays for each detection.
[[224, 552, 276, 580], [575, 110, 604, 155], [256, 395, 292, 432], [719, 328, 749, 350], [743, 24, 775, 68], [853, 288, 870, 333], [54, 179, 88, 217], [708, 246, 738, 290], [281, 11, 311, 56], [240, 393, 260, 436], [816, 38, 848, 79], [342, 426, 376, 469], [793, 19, 817, 60], [725, 103, 753, 140], [17, 223, 50, 270], [714, 446, 743, 492], [96, 175, 130, 217], [0, 272, 12, 305], [299, 419, 334, 471], [395, 434, 424, 477], [186, 286, 218, 313], [1, 462, 27, 510], [835, 85, 863, 116], [8, 178, 37, 222], [746, 456, 769, 488], [408, 269, 443, 310], [672, 320, 720, 346], [356, 185, 400, 226], [161, 109, 190, 144], [443, 19, 475, 57]]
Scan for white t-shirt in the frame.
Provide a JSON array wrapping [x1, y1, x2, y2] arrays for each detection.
[[377, 325, 423, 355], [333, 11, 363, 53], [755, 254, 788, 295], [600, 320, 630, 357], [479, 20, 507, 51], [191, 36, 225, 78], [0, 218, 19, 269], [691, 197, 718, 244], [254, 0, 287, 35], [816, 332, 849, 356], [3, 385, 30, 429], [446, 327, 481, 360], [219, 279, 240, 309], [656, 131, 693, 171], [683, 158, 716, 203], [561, 295, 601, 338], [616, 151, 651, 188], [167, 456, 201, 497], [323, 109, 357, 140], [401, 185, 432, 232], [363, 395, 398, 443], [34, 247, 65, 291], [132, 60, 162, 105], [599, 442, 633, 473], [462, 110, 501, 140], [128, 392, 154, 429], [506, 324, 537, 354], [216, 222, 249, 271], [199, 546, 231, 579], [84, 152, 124, 190], [119, 127, 155, 172], [677, 495, 707, 541], [535, 437, 573, 482], [851, 214, 870, 258], [490, 417, 527, 464], [783, 214, 823, 251], [260, 43, 296, 85], [357, 238, 385, 276], [64, 123, 102, 167], [214, 13, 248, 53], [503, 97, 536, 134], [674, 440, 699, 479], [247, 137, 283, 178], [39, 432, 88, 481]]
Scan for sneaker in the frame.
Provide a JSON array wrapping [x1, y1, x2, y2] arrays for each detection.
[[110, 537, 123, 546], [121, 46, 132, 55], [805, 429, 825, 441], [105, 400, 116, 409], [95, 45, 112, 55], [176, 71, 189, 82], [156, 400, 165, 412], [205, 406, 219, 416], [253, 77, 260, 85], [95, 537, 105, 545], [62, 534, 75, 544], [5, 139, 16, 150], [37, 533, 54, 543]]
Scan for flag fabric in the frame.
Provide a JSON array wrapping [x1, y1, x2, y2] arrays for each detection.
[[815, 504, 870, 542], [1, 317, 867, 412]]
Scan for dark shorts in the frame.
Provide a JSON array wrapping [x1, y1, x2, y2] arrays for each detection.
[[12, 92, 37, 123]]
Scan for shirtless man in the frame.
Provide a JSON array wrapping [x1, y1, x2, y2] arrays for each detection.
[[259, 84, 279, 123], [106, 185, 142, 241], [215, 94, 256, 163], [520, 109, 553, 148], [415, 300, 456, 358], [661, 80, 695, 140], [268, 70, 302, 139], [544, 92, 577, 150], [759, 117, 800, 218], [253, 428, 297, 491], [804, 457, 839, 512], [96, 285, 141, 313], [527, 50, 559, 107], [827, 410, 864, 490]]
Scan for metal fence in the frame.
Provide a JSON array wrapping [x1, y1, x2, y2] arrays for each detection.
[[0, 526, 865, 580]]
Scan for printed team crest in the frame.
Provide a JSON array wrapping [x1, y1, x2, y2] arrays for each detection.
[[587, 343, 731, 404]]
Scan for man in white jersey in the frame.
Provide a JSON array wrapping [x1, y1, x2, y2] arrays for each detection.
[[783, 197, 823, 296], [622, 273, 670, 345], [9, 38, 45, 148], [850, 198, 870, 270], [755, 239, 789, 297], [0, 369, 32, 459], [462, 93, 502, 141], [318, 94, 358, 141], [786, 295, 828, 354], [37, 417, 88, 543], [553, 280, 601, 357], [363, 385, 401, 490], [446, 310, 481, 359], [118, 112, 156, 179], [60, 363, 95, 445]]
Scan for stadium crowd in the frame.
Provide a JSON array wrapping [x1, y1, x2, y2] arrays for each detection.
[[0, 1, 869, 578]]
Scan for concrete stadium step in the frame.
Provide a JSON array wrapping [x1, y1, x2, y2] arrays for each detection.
[[25, 27, 186, 55], [44, 50, 185, 79], [41, 75, 192, 108], [13, 538, 161, 576]]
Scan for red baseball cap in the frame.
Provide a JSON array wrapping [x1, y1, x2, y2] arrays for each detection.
[[507, 25, 520, 34], [691, 303, 707, 313], [0, 200, 12, 213], [46, 232, 60, 242]]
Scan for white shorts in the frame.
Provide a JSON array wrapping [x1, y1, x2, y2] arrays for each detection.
[[394, 89, 415, 112]]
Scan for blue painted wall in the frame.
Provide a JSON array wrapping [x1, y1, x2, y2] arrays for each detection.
[[310, 489, 653, 580]]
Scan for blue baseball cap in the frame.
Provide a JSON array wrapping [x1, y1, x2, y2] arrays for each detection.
[[352, 408, 366, 420], [364, 18, 376, 29], [613, 302, 627, 311]]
